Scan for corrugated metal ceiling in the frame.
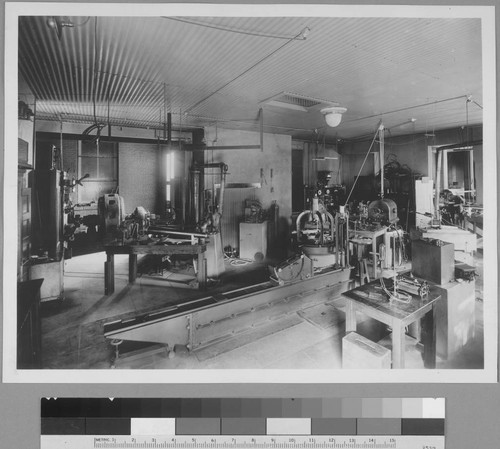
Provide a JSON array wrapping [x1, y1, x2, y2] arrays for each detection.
[[18, 15, 483, 140]]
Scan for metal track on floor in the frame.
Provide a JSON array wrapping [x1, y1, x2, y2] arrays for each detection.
[[104, 267, 352, 353]]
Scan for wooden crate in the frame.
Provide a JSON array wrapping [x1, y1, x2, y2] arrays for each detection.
[[433, 280, 476, 360], [342, 332, 391, 369]]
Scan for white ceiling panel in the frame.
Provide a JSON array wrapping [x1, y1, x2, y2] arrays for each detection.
[[18, 15, 483, 141]]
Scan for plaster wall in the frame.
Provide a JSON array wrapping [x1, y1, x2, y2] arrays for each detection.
[[203, 126, 292, 251]]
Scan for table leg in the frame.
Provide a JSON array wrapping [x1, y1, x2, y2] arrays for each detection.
[[372, 238, 377, 279], [129, 254, 138, 284], [421, 305, 437, 369], [345, 300, 357, 333], [198, 252, 207, 290], [392, 323, 405, 369], [105, 252, 115, 295]]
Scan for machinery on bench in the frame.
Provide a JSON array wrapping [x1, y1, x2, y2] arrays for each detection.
[[103, 202, 353, 365], [99, 160, 232, 294], [349, 197, 403, 282], [98, 193, 209, 292], [285, 194, 350, 283]]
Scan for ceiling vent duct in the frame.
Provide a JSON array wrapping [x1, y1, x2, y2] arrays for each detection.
[[260, 92, 339, 113]]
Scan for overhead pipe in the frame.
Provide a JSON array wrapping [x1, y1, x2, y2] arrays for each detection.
[[191, 145, 261, 151]]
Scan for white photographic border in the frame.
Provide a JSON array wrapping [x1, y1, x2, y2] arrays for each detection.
[[3, 2, 497, 383]]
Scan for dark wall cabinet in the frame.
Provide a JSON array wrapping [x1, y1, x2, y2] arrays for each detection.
[[17, 279, 43, 368], [18, 166, 32, 281]]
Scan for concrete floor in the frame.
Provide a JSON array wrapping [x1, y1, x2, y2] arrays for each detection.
[[39, 250, 484, 370]]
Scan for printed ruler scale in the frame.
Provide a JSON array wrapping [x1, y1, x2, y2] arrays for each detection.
[[40, 398, 445, 449], [42, 435, 444, 449]]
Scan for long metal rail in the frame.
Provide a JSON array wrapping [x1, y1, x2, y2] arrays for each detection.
[[104, 267, 352, 352]]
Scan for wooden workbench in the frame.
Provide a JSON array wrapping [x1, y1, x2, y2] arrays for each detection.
[[342, 278, 441, 369], [104, 243, 207, 294]]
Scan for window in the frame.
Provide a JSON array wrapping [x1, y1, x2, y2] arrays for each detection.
[[78, 140, 118, 202]]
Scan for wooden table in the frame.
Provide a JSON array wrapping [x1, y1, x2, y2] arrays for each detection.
[[104, 243, 207, 294], [342, 278, 441, 369]]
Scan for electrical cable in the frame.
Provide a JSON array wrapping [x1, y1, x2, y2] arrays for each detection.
[[162, 17, 309, 40], [375, 136, 427, 146], [472, 100, 483, 110], [223, 253, 254, 266], [342, 94, 470, 125], [343, 125, 380, 206], [380, 277, 411, 304], [184, 26, 310, 114]]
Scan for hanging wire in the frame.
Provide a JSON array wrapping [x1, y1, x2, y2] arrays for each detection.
[[184, 26, 310, 114], [472, 99, 483, 109], [344, 125, 381, 206], [342, 94, 470, 125], [162, 17, 309, 40]]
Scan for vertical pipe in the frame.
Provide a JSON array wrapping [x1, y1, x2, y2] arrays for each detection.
[[181, 108, 186, 226], [107, 85, 111, 137], [167, 112, 173, 209], [167, 112, 172, 144], [32, 95, 37, 169], [191, 168, 201, 224], [156, 138, 161, 214], [435, 150, 442, 218], [59, 118, 63, 171], [379, 123, 384, 198], [259, 107, 264, 152], [182, 148, 188, 226], [469, 149, 474, 201], [163, 83, 167, 141], [334, 213, 340, 266], [442, 150, 448, 190], [218, 165, 226, 217]]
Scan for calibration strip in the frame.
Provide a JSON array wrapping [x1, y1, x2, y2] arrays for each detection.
[[40, 398, 445, 449]]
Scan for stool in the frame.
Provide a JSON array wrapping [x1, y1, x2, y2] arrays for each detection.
[[350, 238, 372, 285]]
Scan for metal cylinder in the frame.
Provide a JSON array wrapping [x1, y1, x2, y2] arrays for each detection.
[[190, 168, 201, 224], [312, 196, 319, 213]]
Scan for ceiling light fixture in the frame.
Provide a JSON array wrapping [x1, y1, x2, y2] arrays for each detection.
[[320, 106, 347, 127], [46, 16, 74, 39]]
